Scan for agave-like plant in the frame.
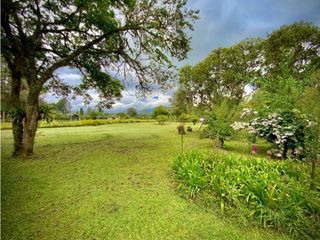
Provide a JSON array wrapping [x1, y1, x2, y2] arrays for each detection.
[[38, 104, 56, 123]]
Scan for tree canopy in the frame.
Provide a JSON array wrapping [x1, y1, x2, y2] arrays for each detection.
[[1, 0, 198, 155], [263, 22, 320, 80], [1, 0, 198, 107], [127, 107, 137, 118], [176, 22, 320, 113], [179, 38, 262, 110], [152, 105, 170, 118]]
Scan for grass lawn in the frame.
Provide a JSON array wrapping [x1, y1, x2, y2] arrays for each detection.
[[1, 123, 292, 240]]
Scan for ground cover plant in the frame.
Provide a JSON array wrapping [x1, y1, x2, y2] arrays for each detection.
[[172, 151, 320, 239], [1, 123, 292, 240]]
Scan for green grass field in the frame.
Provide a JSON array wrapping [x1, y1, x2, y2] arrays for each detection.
[[1, 123, 291, 240]]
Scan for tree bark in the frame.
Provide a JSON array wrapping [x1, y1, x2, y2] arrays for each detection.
[[11, 72, 24, 157], [22, 88, 41, 155], [12, 117, 24, 156]]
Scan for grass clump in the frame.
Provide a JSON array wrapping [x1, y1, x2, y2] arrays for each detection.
[[172, 151, 320, 239]]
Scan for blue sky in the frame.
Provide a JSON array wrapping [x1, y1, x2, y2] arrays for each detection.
[[44, 0, 320, 113]]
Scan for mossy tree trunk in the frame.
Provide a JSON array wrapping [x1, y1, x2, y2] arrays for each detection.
[[11, 71, 24, 156]]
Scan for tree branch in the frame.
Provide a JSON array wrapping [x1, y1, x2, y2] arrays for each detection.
[[39, 24, 141, 84]]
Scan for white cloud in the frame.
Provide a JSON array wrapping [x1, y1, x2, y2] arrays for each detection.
[[106, 90, 171, 112], [57, 73, 82, 86], [45, 88, 172, 113]]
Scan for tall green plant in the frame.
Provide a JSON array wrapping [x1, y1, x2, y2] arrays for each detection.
[[201, 101, 238, 148], [173, 151, 320, 238]]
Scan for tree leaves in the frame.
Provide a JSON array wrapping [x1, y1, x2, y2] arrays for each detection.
[[1, 0, 198, 108]]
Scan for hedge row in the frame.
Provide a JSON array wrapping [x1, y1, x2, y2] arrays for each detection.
[[0, 119, 155, 129]]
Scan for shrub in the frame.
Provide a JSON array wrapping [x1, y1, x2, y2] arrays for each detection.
[[178, 113, 190, 123], [190, 115, 198, 125], [157, 115, 168, 125], [116, 112, 129, 119], [172, 151, 320, 238], [152, 106, 170, 118], [202, 101, 236, 148], [187, 126, 192, 132], [0, 119, 153, 129]]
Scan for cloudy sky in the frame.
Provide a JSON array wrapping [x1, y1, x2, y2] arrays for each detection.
[[45, 0, 320, 113]]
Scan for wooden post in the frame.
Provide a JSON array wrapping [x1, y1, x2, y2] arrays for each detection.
[[177, 124, 186, 154]]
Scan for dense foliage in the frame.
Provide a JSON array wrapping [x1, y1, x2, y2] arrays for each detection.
[[175, 21, 320, 116], [232, 108, 309, 159], [170, 87, 193, 117], [156, 114, 169, 125], [152, 105, 170, 118], [173, 151, 320, 238], [1, 0, 198, 155], [127, 107, 137, 118], [178, 39, 262, 110], [201, 101, 238, 148]]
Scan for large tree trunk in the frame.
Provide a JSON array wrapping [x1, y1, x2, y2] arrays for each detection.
[[11, 72, 24, 157], [12, 117, 24, 156], [22, 89, 41, 155]]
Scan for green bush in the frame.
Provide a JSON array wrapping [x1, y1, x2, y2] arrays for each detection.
[[190, 114, 198, 125], [157, 115, 168, 125], [202, 101, 237, 148], [172, 151, 320, 238], [152, 106, 170, 118], [178, 113, 190, 123]]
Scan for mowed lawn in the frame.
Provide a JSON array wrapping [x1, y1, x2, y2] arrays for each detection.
[[1, 123, 291, 240]]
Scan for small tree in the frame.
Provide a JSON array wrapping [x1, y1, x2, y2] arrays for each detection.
[[157, 115, 168, 125], [127, 107, 137, 118], [153, 106, 170, 118], [79, 108, 84, 117], [202, 101, 236, 148], [170, 87, 193, 117], [178, 113, 190, 123], [139, 109, 149, 119], [190, 114, 198, 125], [55, 97, 71, 114], [116, 112, 128, 119]]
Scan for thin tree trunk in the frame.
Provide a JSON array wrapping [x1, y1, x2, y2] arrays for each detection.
[[12, 117, 24, 156], [11, 72, 24, 157], [282, 142, 289, 160], [219, 137, 224, 148]]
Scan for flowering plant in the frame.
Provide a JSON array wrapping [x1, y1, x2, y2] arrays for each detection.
[[231, 108, 310, 159]]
